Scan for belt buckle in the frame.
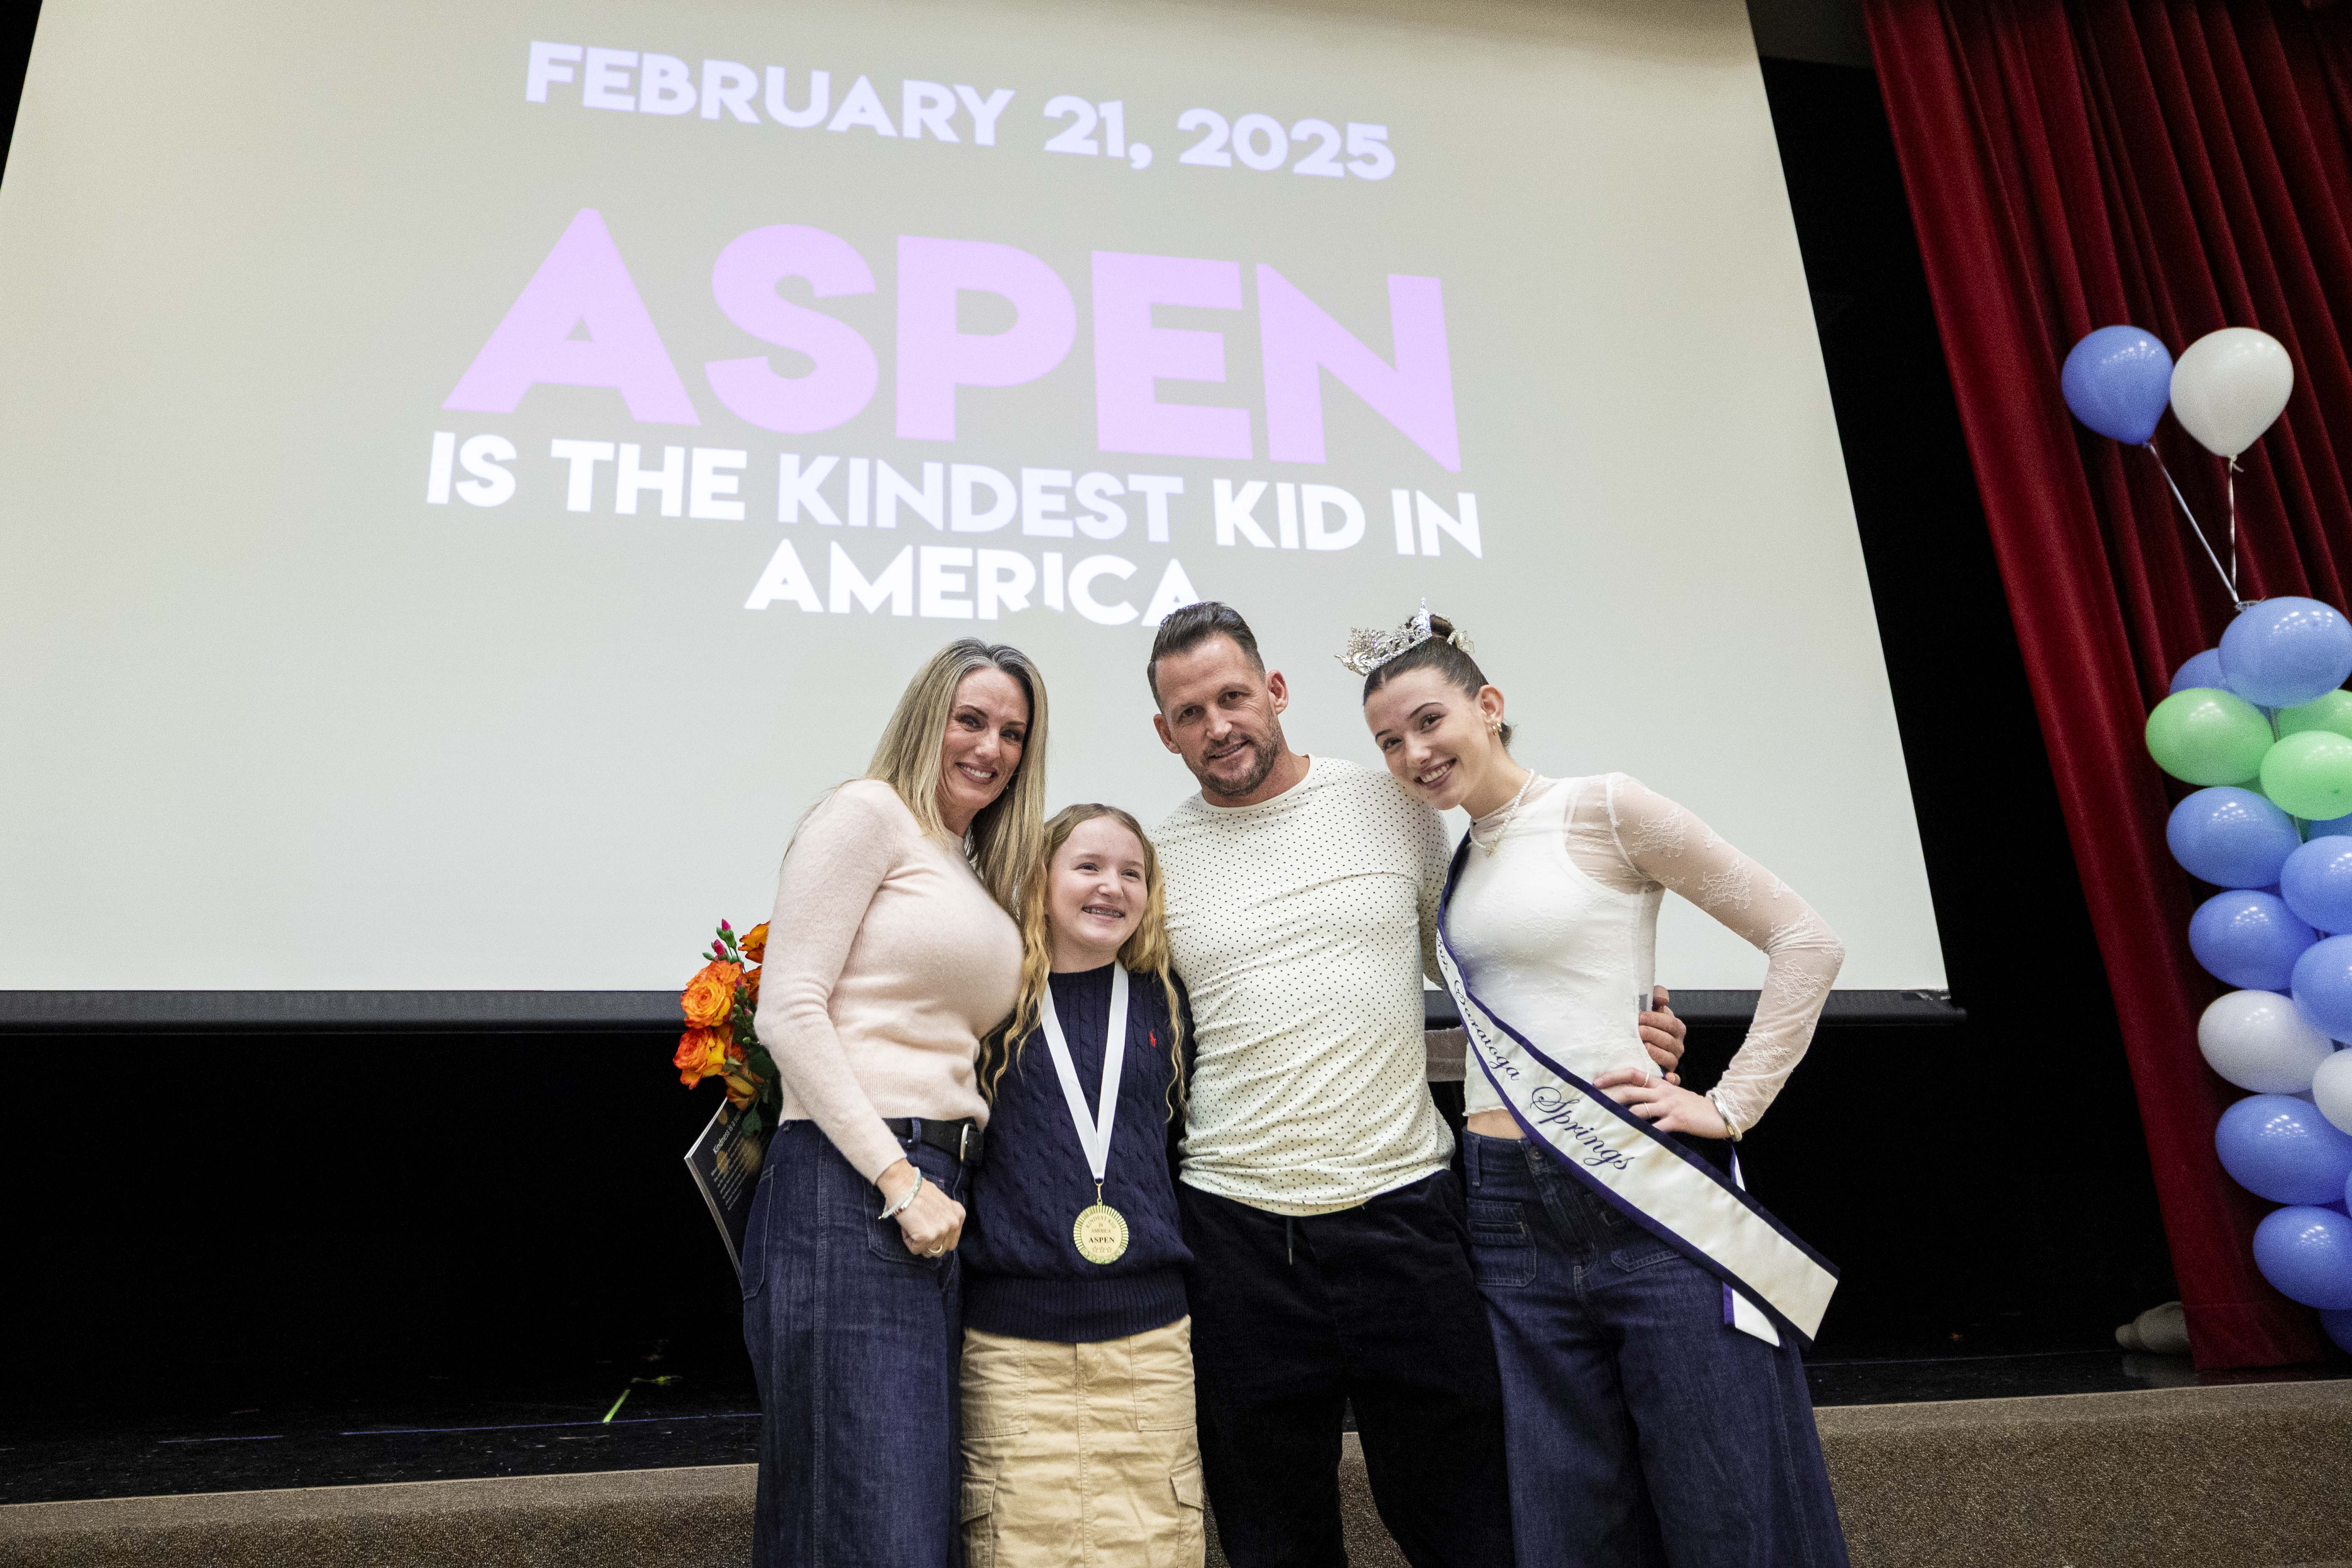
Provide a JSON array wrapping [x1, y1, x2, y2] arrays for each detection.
[[958, 1123, 971, 1162]]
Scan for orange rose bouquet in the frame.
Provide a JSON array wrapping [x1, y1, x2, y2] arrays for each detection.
[[673, 919, 781, 1133]]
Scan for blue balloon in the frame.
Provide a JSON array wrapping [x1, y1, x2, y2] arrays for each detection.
[[2170, 649, 2228, 694], [2293, 934, 2352, 1036], [2309, 812, 2352, 839], [2321, 1307, 2352, 1353], [2252, 1204, 2352, 1310], [2062, 326, 2174, 444], [2169, 788, 2302, 889], [2219, 597, 2352, 709], [2281, 836, 2352, 932], [2216, 1095, 2352, 1203], [2192, 890, 2317, 990]]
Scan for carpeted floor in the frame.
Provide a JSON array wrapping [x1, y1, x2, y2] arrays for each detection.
[[0, 1464, 752, 1568], [1818, 1381, 2352, 1568], [4, 1382, 2347, 1567]]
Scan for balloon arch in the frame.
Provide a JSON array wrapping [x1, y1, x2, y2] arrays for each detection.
[[2065, 325, 2352, 1351]]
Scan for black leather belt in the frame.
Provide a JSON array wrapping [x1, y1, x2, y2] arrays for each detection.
[[883, 1116, 983, 1169]]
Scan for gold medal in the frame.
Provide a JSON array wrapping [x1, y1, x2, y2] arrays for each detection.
[[1041, 970, 1135, 1267], [1073, 1201, 1130, 1265]]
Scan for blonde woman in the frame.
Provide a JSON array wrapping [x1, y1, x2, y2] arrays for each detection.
[[743, 638, 1048, 1568], [956, 804, 1203, 1566]]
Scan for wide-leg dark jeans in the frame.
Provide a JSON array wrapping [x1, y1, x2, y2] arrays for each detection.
[[1179, 1169, 1516, 1568], [1462, 1131, 1849, 1568], [743, 1120, 969, 1568]]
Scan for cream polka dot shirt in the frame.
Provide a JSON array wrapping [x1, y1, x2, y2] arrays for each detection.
[[1157, 756, 1457, 1216]]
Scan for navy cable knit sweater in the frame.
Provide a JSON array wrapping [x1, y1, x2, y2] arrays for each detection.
[[960, 964, 1194, 1343]]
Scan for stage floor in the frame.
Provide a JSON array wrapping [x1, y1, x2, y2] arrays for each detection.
[[3, 1348, 2344, 1508]]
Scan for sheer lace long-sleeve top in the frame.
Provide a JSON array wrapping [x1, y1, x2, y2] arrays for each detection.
[[750, 779, 1023, 1184], [1445, 773, 1843, 1134]]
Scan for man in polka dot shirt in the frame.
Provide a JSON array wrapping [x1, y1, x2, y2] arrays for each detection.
[[1145, 601, 1689, 1567]]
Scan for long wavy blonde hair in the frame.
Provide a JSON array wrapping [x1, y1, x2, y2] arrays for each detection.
[[864, 639, 1049, 912], [981, 804, 1188, 1119]]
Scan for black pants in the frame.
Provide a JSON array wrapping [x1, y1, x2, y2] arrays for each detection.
[[1179, 1170, 1515, 1568]]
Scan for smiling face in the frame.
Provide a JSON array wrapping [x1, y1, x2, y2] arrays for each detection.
[[1364, 666, 1510, 813], [936, 666, 1030, 836], [1046, 815, 1149, 970], [1151, 634, 1292, 801]]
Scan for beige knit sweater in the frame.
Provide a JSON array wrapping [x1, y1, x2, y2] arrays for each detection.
[[752, 779, 1023, 1183]]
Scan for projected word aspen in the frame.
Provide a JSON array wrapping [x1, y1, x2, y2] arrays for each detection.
[[443, 211, 1461, 472], [1175, 112, 1392, 180]]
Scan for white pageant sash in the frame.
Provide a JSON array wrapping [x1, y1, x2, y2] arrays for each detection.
[[1436, 840, 1838, 1344]]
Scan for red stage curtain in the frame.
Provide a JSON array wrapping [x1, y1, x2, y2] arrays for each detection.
[[1861, 0, 2352, 1367]]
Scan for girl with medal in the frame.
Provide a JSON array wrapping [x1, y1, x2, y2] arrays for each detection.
[[959, 804, 1203, 1567], [1351, 605, 1852, 1568]]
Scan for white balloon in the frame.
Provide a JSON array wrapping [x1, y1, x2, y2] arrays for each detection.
[[2198, 988, 2335, 1093], [2314, 1048, 2352, 1135], [2169, 328, 2293, 458]]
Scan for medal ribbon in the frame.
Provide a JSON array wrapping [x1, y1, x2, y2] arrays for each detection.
[[1039, 965, 1129, 1190], [1436, 837, 1838, 1344]]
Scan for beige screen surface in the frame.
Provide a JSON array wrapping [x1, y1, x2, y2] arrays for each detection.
[[0, 0, 1944, 991]]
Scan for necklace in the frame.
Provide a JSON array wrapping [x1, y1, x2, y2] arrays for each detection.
[[1469, 770, 1538, 855]]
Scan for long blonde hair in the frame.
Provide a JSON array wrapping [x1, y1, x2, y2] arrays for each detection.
[[981, 804, 1188, 1119], [865, 639, 1049, 912]]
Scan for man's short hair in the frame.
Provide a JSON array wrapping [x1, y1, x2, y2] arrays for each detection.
[[1146, 601, 1263, 706]]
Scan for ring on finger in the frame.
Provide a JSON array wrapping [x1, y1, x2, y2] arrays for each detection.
[[925, 1244, 945, 1257]]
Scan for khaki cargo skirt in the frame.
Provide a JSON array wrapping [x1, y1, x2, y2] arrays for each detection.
[[959, 1315, 1206, 1568]]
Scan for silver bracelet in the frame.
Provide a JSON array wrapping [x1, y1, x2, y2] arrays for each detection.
[[1705, 1090, 1744, 1143], [876, 1170, 924, 1222]]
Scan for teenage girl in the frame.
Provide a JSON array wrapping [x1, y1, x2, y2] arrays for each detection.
[[1358, 609, 1850, 1568]]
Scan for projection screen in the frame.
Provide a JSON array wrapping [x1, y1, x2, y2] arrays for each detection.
[[0, 0, 1946, 998]]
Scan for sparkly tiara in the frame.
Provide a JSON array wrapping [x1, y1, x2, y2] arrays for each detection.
[[1335, 599, 1471, 676]]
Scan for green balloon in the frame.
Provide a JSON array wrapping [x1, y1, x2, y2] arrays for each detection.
[[2261, 730, 2352, 820], [2278, 689, 2352, 742], [2146, 688, 2274, 785]]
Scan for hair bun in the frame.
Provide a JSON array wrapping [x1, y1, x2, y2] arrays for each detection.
[[1427, 613, 1457, 639]]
